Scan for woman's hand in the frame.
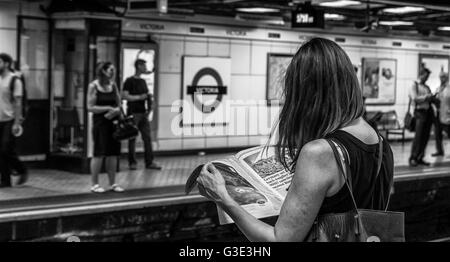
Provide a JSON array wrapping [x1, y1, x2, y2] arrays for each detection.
[[197, 163, 233, 206], [104, 107, 120, 119]]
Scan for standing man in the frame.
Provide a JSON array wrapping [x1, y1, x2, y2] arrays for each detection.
[[0, 53, 28, 187], [431, 69, 448, 157], [409, 65, 434, 167], [122, 59, 161, 170]]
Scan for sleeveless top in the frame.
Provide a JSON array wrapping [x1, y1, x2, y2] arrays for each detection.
[[318, 130, 394, 215], [92, 80, 118, 121]]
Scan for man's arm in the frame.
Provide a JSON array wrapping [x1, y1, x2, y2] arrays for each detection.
[[12, 78, 23, 125], [122, 79, 147, 102], [410, 83, 431, 103], [122, 90, 147, 102]]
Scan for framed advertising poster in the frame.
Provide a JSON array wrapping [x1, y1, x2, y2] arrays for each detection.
[[266, 53, 293, 105], [362, 58, 397, 105], [419, 54, 450, 93]]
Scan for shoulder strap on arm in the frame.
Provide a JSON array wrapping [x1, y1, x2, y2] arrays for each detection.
[[9, 75, 20, 100], [326, 138, 359, 212]]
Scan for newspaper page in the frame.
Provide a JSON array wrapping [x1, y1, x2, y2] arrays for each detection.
[[235, 146, 294, 199], [211, 159, 283, 225]]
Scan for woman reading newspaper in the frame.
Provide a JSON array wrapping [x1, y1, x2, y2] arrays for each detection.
[[196, 38, 395, 242]]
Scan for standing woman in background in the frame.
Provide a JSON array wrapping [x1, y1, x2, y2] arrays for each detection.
[[87, 62, 124, 193], [409, 65, 433, 167]]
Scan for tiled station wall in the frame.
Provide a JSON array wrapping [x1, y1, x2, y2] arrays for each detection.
[[129, 29, 450, 151], [2, 1, 450, 153]]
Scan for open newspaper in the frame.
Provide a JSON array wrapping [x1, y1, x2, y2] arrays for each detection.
[[185, 146, 294, 225]]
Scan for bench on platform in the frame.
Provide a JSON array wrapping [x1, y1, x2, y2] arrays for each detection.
[[376, 110, 406, 144]]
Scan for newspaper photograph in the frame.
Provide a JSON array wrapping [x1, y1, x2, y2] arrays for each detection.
[[236, 147, 294, 199], [211, 159, 281, 224]]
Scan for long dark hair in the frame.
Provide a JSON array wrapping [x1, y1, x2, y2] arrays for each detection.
[[95, 61, 115, 85], [275, 37, 364, 171]]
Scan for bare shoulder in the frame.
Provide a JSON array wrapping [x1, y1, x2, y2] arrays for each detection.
[[299, 139, 334, 163], [88, 82, 97, 94], [293, 139, 340, 196]]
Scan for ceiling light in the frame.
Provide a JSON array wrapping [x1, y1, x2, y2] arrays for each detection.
[[324, 13, 346, 20], [319, 1, 361, 7], [236, 7, 280, 13], [382, 6, 426, 14], [438, 26, 450, 31], [379, 21, 414, 26]]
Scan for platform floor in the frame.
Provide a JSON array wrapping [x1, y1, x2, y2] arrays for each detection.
[[1, 140, 450, 203]]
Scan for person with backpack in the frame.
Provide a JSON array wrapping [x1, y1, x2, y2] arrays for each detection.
[[0, 53, 28, 187]]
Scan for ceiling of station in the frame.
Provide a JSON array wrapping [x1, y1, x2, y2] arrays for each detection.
[[43, 0, 450, 37]]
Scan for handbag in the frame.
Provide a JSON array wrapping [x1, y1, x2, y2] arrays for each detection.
[[305, 135, 405, 242], [111, 85, 139, 141], [404, 82, 418, 132], [112, 113, 139, 141]]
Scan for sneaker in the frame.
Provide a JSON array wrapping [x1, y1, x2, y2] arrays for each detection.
[[129, 163, 137, 170], [111, 184, 125, 192], [146, 162, 162, 170], [90, 184, 105, 193]]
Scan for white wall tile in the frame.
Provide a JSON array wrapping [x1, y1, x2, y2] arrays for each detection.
[[183, 138, 206, 149], [0, 30, 17, 59], [159, 39, 184, 73], [231, 42, 250, 74], [158, 73, 181, 106], [270, 42, 292, 54], [248, 104, 259, 136], [156, 139, 182, 151], [251, 43, 271, 75], [208, 39, 230, 57], [250, 75, 267, 101], [157, 107, 183, 139], [228, 136, 249, 147], [344, 47, 362, 66], [249, 136, 269, 146], [203, 125, 227, 136], [290, 43, 301, 54], [206, 137, 228, 148], [257, 105, 273, 136], [183, 125, 205, 137], [185, 40, 208, 56], [230, 75, 251, 100], [226, 105, 248, 136]]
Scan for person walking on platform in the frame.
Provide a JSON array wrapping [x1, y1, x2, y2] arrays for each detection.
[[122, 59, 161, 171], [0, 53, 28, 188], [435, 70, 450, 153], [195, 38, 395, 241], [409, 65, 434, 167], [431, 69, 448, 157], [87, 62, 124, 193]]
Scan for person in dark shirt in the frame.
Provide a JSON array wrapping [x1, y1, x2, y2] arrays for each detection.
[[122, 59, 161, 170]]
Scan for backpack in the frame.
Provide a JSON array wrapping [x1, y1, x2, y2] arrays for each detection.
[[9, 74, 28, 121]]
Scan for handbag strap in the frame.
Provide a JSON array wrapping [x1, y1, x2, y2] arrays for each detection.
[[326, 139, 359, 212], [112, 82, 126, 117]]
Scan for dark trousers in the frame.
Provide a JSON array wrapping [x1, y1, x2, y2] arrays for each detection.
[[128, 113, 154, 166], [410, 108, 434, 161], [0, 120, 26, 186], [432, 111, 444, 153]]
